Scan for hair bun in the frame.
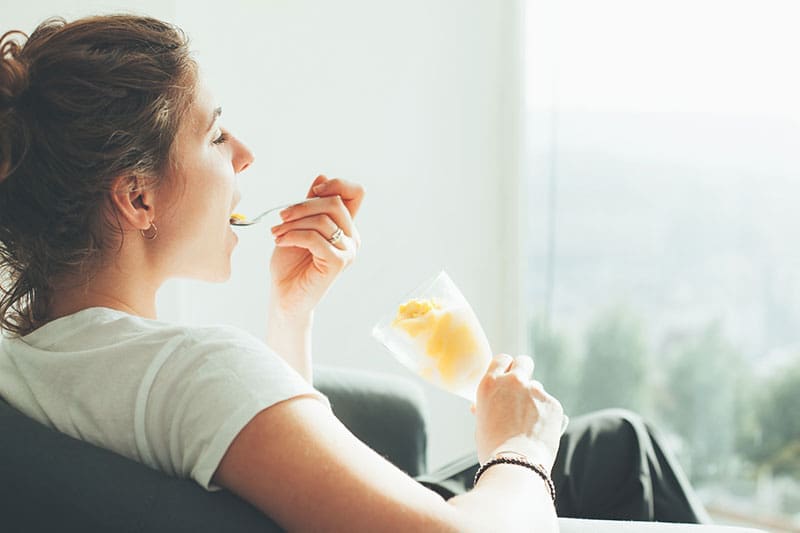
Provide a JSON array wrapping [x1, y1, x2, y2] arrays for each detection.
[[0, 30, 30, 110]]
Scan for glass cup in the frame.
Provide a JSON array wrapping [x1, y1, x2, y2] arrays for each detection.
[[372, 271, 493, 402]]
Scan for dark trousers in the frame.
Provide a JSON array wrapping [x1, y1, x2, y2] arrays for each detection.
[[417, 408, 711, 523]]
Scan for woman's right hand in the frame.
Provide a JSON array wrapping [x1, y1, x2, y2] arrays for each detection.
[[474, 353, 564, 471]]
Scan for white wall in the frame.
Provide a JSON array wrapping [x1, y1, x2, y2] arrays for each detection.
[[3, 1, 177, 44], [5, 0, 524, 470]]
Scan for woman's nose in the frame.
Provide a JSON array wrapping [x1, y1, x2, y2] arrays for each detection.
[[233, 137, 255, 174]]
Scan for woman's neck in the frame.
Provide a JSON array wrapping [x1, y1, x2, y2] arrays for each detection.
[[47, 270, 159, 322]]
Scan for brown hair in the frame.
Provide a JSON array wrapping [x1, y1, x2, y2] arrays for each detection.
[[0, 15, 197, 336]]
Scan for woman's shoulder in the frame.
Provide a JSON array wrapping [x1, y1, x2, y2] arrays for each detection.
[[73, 307, 266, 351], [143, 317, 296, 381], [121, 313, 277, 369], [43, 306, 278, 370]]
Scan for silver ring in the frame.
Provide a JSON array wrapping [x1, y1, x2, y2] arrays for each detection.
[[328, 227, 344, 244]]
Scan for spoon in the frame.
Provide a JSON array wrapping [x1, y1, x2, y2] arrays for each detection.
[[229, 202, 299, 226]]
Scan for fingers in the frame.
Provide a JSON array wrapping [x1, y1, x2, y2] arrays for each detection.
[[271, 175, 364, 270], [526, 380, 548, 401], [305, 174, 329, 198], [486, 354, 534, 380], [305, 174, 366, 218], [527, 379, 563, 420], [272, 213, 347, 250], [509, 355, 534, 381], [281, 195, 355, 240], [278, 194, 361, 249], [487, 353, 514, 378], [482, 353, 552, 405], [274, 229, 354, 269]]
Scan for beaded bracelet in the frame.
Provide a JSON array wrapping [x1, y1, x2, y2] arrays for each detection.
[[472, 453, 556, 503]]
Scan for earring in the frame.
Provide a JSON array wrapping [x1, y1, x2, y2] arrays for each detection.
[[140, 221, 158, 240]]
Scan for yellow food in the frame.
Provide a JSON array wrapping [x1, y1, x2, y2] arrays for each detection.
[[392, 298, 481, 387], [229, 212, 247, 223]]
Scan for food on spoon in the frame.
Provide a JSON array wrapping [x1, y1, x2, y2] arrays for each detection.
[[391, 297, 489, 396], [229, 212, 247, 224]]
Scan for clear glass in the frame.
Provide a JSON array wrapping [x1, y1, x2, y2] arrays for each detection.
[[372, 271, 493, 402]]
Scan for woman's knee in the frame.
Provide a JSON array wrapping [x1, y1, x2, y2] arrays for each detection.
[[590, 408, 647, 433], [571, 408, 649, 468]]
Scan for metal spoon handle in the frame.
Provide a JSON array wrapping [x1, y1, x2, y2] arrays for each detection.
[[249, 202, 295, 224], [231, 201, 304, 226]]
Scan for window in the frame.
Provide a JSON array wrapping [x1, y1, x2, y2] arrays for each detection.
[[522, 1, 800, 528]]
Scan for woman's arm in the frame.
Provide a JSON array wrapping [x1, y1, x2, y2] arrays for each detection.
[[213, 396, 558, 533], [265, 304, 313, 383], [265, 175, 364, 382], [213, 354, 563, 532]]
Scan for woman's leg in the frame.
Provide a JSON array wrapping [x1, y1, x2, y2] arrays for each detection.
[[418, 408, 710, 523], [551, 408, 710, 523]]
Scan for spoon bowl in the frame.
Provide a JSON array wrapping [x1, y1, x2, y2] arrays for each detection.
[[229, 202, 297, 227]]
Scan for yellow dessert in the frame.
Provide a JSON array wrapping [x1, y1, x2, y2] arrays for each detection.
[[229, 212, 247, 224], [392, 298, 485, 391]]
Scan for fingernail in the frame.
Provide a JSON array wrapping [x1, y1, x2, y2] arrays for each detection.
[[279, 209, 290, 220], [313, 183, 327, 194], [271, 225, 280, 234]]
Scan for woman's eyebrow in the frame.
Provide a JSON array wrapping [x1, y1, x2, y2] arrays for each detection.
[[206, 106, 222, 133]]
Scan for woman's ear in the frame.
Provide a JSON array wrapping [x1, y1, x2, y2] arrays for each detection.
[[109, 175, 154, 231]]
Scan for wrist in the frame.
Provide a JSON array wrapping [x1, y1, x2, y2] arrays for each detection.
[[266, 296, 314, 383], [473, 454, 557, 503], [268, 294, 315, 328], [487, 437, 556, 473]]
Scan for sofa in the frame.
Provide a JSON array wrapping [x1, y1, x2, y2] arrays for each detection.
[[0, 366, 765, 532]]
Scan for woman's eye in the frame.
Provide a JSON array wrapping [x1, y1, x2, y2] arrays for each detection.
[[212, 130, 229, 145]]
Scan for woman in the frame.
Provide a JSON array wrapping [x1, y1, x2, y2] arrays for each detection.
[[0, 14, 707, 531], [0, 14, 563, 531]]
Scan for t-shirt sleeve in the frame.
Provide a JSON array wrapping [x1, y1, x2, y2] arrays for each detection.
[[142, 326, 329, 491]]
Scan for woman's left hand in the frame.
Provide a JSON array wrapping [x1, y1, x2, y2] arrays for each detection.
[[269, 174, 364, 318]]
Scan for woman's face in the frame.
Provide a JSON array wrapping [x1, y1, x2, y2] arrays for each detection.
[[154, 78, 254, 282]]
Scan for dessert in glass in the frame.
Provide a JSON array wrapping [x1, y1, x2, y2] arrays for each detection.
[[372, 271, 493, 402]]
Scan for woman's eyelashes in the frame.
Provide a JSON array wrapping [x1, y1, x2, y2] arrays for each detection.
[[212, 129, 229, 145]]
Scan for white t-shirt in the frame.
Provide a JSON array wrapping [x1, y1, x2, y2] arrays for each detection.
[[0, 307, 328, 490]]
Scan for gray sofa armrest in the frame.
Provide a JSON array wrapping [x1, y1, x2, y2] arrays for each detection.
[[0, 366, 429, 532], [0, 395, 277, 533], [314, 365, 429, 477]]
